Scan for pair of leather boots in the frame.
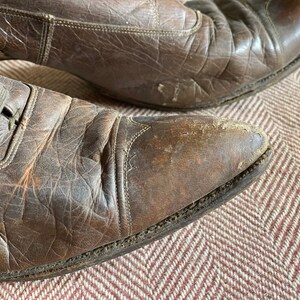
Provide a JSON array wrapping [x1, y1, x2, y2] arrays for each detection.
[[0, 0, 298, 281]]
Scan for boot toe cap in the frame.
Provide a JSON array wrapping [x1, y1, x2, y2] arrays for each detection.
[[124, 115, 270, 235]]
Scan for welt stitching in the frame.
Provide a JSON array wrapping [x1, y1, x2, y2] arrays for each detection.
[[112, 116, 122, 239], [0, 150, 270, 280], [124, 117, 151, 236], [0, 7, 202, 37], [264, 0, 284, 65], [0, 87, 39, 170]]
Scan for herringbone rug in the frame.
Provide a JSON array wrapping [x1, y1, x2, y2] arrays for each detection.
[[0, 60, 299, 300]]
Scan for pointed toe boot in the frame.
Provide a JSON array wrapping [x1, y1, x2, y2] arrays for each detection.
[[0, 75, 271, 281], [0, 0, 299, 109]]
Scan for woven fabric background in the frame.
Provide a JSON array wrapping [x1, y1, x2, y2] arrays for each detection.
[[0, 60, 299, 300]]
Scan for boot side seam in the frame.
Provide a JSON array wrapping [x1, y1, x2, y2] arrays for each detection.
[[146, 0, 160, 30], [112, 115, 122, 239], [0, 6, 202, 38], [264, 0, 284, 66], [124, 118, 151, 236], [36, 14, 55, 65]]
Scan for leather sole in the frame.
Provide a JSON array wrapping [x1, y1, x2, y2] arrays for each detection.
[[0, 148, 272, 282], [96, 54, 300, 111]]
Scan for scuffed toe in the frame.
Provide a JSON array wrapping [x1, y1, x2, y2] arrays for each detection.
[[120, 115, 270, 235]]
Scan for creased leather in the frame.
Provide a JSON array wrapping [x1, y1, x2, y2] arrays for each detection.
[[0, 0, 299, 108], [0, 75, 270, 274], [0, 78, 29, 161], [0, 75, 121, 272]]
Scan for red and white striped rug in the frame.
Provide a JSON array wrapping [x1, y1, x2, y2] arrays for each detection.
[[0, 60, 299, 299]]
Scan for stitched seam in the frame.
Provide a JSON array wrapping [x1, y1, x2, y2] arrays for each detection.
[[124, 117, 151, 236], [36, 20, 47, 64], [0, 7, 202, 37], [264, 0, 284, 66], [0, 8, 45, 21], [55, 13, 201, 37], [0, 87, 39, 170], [40, 15, 55, 65], [112, 116, 122, 239], [147, 0, 160, 30], [0, 8, 54, 64]]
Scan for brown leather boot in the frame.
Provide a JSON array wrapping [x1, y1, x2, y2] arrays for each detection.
[[0, 75, 271, 281], [0, 0, 299, 109]]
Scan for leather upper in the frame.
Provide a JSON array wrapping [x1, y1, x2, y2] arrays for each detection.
[[0, 76, 121, 271], [0, 0, 299, 108], [0, 75, 269, 274], [266, 0, 300, 62]]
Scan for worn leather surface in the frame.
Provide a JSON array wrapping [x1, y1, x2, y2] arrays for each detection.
[[0, 75, 269, 274], [0, 0, 299, 109]]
